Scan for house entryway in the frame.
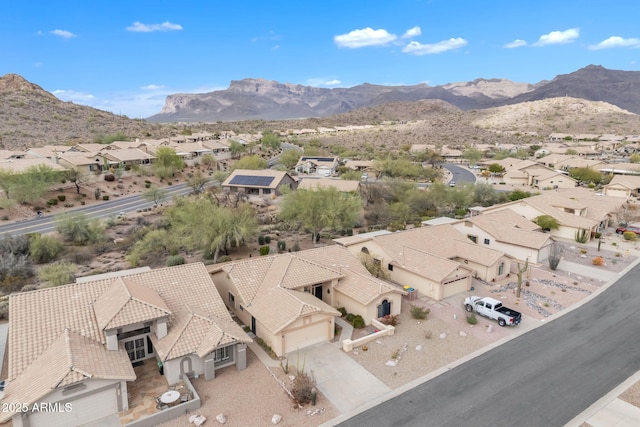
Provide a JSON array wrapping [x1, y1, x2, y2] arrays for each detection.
[[377, 299, 391, 317]]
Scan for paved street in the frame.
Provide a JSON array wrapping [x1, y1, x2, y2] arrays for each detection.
[[336, 262, 640, 427]]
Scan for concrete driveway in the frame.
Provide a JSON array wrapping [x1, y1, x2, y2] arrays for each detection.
[[301, 342, 391, 413]]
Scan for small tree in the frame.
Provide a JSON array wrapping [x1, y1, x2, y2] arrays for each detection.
[[29, 235, 65, 263], [186, 170, 208, 194], [533, 215, 560, 231], [141, 186, 168, 207], [38, 261, 77, 287]]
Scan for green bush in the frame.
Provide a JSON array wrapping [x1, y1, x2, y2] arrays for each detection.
[[217, 255, 232, 263], [466, 313, 478, 325], [258, 235, 266, 245], [166, 255, 185, 266], [57, 195, 66, 202], [264, 235, 271, 244], [352, 315, 365, 329], [623, 231, 637, 241], [410, 304, 430, 320], [337, 307, 347, 317], [102, 195, 110, 201], [345, 313, 355, 323], [29, 235, 64, 263], [259, 246, 270, 256], [47, 198, 58, 206], [277, 240, 286, 252]]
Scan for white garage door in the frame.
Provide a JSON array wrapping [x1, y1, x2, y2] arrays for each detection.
[[443, 276, 470, 298], [283, 322, 329, 354], [26, 386, 119, 427]]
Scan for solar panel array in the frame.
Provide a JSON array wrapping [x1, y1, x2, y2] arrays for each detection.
[[229, 175, 275, 186], [301, 157, 335, 162]]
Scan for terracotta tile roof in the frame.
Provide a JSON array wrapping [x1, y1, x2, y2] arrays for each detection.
[[0, 329, 135, 423], [0, 158, 67, 173], [7, 263, 244, 384], [467, 208, 545, 244], [606, 174, 640, 189], [154, 307, 251, 362], [93, 277, 171, 330], [102, 148, 155, 162]]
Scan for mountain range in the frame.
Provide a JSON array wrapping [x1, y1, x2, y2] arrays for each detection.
[[148, 65, 640, 122]]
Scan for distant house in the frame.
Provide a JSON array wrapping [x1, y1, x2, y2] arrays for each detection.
[[222, 169, 297, 195], [451, 209, 553, 264], [0, 158, 66, 174], [603, 175, 640, 198], [0, 263, 251, 427], [102, 148, 155, 167], [294, 156, 339, 176], [209, 246, 404, 356], [335, 225, 511, 300], [57, 152, 115, 173]]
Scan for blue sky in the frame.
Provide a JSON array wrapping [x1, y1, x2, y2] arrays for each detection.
[[2, 0, 640, 118]]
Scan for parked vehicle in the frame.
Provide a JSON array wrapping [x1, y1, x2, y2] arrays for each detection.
[[449, 181, 456, 187], [464, 296, 522, 327], [616, 226, 640, 235]]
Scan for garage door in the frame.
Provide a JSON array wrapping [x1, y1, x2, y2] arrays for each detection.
[[442, 276, 470, 298], [283, 321, 329, 354], [26, 385, 119, 427]]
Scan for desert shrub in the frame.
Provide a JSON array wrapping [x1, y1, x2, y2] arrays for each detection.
[[592, 256, 604, 266], [258, 235, 266, 245], [47, 198, 58, 206], [217, 255, 232, 263], [466, 312, 478, 325], [55, 212, 107, 245], [166, 255, 185, 267], [65, 248, 93, 265], [0, 235, 30, 256], [379, 314, 399, 326], [623, 231, 637, 241], [352, 315, 365, 329], [104, 173, 115, 182], [291, 370, 317, 405], [20, 284, 39, 292], [594, 232, 602, 239], [277, 240, 286, 252], [616, 252, 622, 257], [57, 195, 66, 202], [255, 337, 276, 358], [29, 234, 64, 263], [579, 248, 587, 254], [0, 301, 8, 320], [38, 261, 77, 287], [102, 195, 110, 201], [264, 235, 271, 244], [259, 246, 270, 256], [410, 304, 430, 320], [337, 307, 347, 317], [345, 313, 355, 323]]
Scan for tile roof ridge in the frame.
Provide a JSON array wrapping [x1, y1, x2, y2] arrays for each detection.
[[159, 306, 196, 362]]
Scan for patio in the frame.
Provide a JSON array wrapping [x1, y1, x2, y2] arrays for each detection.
[[119, 361, 170, 424]]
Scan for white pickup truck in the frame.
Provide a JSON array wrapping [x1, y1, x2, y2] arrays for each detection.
[[464, 296, 522, 327]]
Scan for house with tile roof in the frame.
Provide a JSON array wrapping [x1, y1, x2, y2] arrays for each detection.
[[101, 148, 155, 167], [1, 263, 251, 427], [480, 188, 625, 241], [602, 175, 640, 198], [222, 169, 297, 196], [335, 225, 511, 300], [209, 246, 405, 356], [451, 209, 554, 263], [294, 156, 339, 176]]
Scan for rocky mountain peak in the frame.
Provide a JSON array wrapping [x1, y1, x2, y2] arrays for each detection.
[[0, 73, 48, 93]]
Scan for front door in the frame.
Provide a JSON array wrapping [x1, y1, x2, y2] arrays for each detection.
[[313, 284, 323, 299], [377, 299, 391, 318], [124, 337, 146, 362]]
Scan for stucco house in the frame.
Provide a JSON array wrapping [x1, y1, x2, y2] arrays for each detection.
[[222, 169, 297, 196], [297, 177, 361, 193], [480, 188, 625, 241], [335, 225, 511, 300], [452, 209, 554, 263], [602, 175, 640, 198], [1, 263, 251, 427], [209, 246, 405, 356], [294, 156, 339, 176]]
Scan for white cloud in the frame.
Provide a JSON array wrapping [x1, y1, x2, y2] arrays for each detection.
[[50, 29, 76, 39], [533, 28, 579, 46], [305, 78, 342, 87], [323, 80, 342, 86], [140, 84, 165, 90], [402, 38, 468, 55], [52, 90, 95, 102], [504, 39, 527, 48], [402, 26, 422, 39], [334, 27, 397, 48], [126, 21, 183, 32], [589, 36, 640, 50]]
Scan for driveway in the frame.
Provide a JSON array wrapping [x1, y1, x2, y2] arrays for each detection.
[[302, 342, 391, 413]]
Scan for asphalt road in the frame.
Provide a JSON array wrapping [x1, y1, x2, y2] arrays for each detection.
[[339, 263, 640, 427], [0, 182, 197, 237], [443, 163, 476, 185]]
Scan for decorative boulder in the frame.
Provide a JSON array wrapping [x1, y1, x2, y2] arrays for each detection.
[[271, 414, 283, 425], [216, 413, 226, 424]]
